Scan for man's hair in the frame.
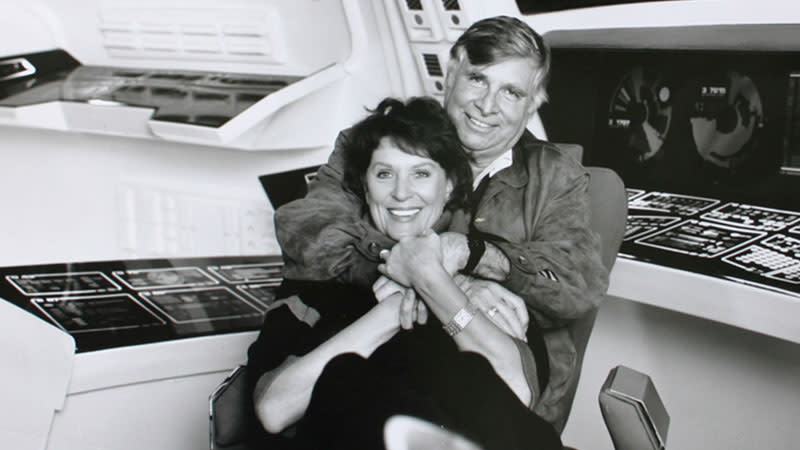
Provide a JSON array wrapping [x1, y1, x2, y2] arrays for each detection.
[[450, 15, 550, 107], [342, 96, 472, 212]]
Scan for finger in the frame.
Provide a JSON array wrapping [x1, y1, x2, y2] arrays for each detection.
[[416, 300, 428, 325], [485, 309, 515, 338], [377, 263, 387, 276], [494, 302, 525, 340], [379, 249, 390, 260], [400, 290, 416, 330], [489, 284, 529, 331]]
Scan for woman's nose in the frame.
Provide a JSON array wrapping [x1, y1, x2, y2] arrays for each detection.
[[392, 178, 412, 200]]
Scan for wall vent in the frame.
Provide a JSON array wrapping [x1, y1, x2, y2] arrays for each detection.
[[422, 53, 443, 76], [406, 0, 423, 10], [442, 0, 461, 10], [99, 6, 286, 63]]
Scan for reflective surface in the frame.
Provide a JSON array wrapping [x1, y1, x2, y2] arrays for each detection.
[[0, 255, 282, 352]]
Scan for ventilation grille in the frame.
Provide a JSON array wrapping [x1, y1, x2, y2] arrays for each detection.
[[442, 0, 461, 10], [406, 0, 423, 10], [422, 53, 443, 76], [99, 6, 286, 63]]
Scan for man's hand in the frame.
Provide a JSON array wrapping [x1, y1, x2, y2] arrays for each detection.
[[438, 231, 469, 275], [453, 274, 529, 341], [372, 275, 428, 330]]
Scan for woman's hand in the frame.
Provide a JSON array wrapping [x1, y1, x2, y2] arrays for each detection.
[[372, 275, 428, 330], [453, 274, 529, 341], [378, 229, 442, 288]]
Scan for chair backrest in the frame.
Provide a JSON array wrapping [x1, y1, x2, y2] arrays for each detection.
[[599, 365, 670, 450], [209, 365, 254, 450], [556, 166, 628, 433]]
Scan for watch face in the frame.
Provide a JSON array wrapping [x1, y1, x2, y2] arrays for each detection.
[[453, 308, 474, 328]]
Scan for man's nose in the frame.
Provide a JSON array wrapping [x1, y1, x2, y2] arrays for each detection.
[[476, 89, 497, 115]]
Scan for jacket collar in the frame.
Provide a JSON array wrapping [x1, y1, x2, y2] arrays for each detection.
[[489, 130, 538, 189]]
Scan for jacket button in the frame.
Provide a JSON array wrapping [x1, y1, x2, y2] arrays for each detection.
[[368, 242, 381, 255], [517, 255, 527, 264]]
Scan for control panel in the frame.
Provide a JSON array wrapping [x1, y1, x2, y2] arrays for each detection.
[[623, 191, 800, 295], [1, 256, 283, 351]]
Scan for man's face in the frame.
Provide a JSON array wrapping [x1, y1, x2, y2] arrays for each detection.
[[443, 53, 540, 162]]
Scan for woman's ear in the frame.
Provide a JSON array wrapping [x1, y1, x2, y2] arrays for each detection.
[[445, 179, 454, 199]]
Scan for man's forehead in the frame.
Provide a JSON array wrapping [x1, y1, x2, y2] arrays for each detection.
[[459, 57, 539, 90]]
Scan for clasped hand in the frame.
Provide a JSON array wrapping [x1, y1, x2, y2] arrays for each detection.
[[373, 230, 529, 341]]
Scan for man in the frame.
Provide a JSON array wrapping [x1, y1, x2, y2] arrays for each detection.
[[274, 15, 608, 430]]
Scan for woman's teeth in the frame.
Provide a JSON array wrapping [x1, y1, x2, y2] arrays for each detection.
[[389, 208, 420, 217]]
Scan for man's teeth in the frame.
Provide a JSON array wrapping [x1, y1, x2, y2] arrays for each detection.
[[389, 208, 420, 217], [468, 116, 492, 128]]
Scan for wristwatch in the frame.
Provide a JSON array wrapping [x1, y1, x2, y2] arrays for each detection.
[[443, 305, 475, 337]]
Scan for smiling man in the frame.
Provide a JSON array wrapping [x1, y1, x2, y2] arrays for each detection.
[[273, 16, 608, 431]]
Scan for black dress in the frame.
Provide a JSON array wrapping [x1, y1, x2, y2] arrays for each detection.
[[246, 280, 563, 450]]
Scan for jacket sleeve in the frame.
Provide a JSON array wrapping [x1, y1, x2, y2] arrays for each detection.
[[274, 130, 394, 287], [494, 153, 609, 327]]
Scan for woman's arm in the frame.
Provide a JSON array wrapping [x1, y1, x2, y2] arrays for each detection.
[[380, 232, 534, 406], [252, 292, 405, 433]]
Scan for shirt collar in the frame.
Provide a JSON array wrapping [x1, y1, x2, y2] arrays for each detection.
[[472, 150, 513, 190]]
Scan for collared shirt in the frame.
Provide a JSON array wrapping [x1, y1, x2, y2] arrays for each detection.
[[472, 150, 513, 190]]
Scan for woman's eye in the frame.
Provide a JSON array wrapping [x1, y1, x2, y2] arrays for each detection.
[[375, 170, 392, 179], [414, 170, 431, 178]]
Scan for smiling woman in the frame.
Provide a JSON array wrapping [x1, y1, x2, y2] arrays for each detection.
[[339, 97, 471, 240]]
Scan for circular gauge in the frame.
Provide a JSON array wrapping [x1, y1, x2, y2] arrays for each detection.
[[689, 71, 764, 170], [607, 67, 673, 162]]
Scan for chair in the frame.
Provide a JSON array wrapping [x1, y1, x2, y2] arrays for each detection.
[[209, 365, 254, 450], [556, 165, 628, 433], [599, 365, 670, 450]]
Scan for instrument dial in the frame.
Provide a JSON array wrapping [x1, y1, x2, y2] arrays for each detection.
[[607, 67, 673, 162], [690, 71, 764, 170]]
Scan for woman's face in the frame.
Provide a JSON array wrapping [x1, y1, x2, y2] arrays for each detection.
[[365, 137, 453, 240]]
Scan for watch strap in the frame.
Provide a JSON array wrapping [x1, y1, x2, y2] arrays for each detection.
[[461, 236, 486, 275]]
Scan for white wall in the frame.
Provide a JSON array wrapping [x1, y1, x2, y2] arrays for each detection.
[[562, 296, 800, 450], [0, 0, 397, 266]]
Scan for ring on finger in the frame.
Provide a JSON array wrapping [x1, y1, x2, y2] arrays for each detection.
[[488, 306, 499, 317]]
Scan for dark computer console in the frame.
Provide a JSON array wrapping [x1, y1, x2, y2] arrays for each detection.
[[0, 255, 284, 352]]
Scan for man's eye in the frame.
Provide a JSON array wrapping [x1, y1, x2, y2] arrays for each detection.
[[468, 74, 485, 85], [502, 89, 523, 100]]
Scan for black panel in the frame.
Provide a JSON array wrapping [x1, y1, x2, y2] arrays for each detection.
[[516, 0, 669, 14], [0, 49, 299, 128], [0, 255, 284, 352], [541, 48, 800, 210]]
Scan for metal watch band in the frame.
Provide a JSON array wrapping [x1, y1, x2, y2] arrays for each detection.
[[443, 306, 475, 337]]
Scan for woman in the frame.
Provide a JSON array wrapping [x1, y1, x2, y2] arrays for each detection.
[[246, 97, 561, 450]]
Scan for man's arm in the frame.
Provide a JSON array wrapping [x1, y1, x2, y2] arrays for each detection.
[[443, 155, 608, 326], [274, 130, 394, 287], [494, 165, 608, 325]]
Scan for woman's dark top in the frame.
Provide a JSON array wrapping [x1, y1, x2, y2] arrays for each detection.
[[245, 280, 563, 450]]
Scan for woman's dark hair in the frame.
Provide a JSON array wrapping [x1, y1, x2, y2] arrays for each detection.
[[342, 96, 472, 212]]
